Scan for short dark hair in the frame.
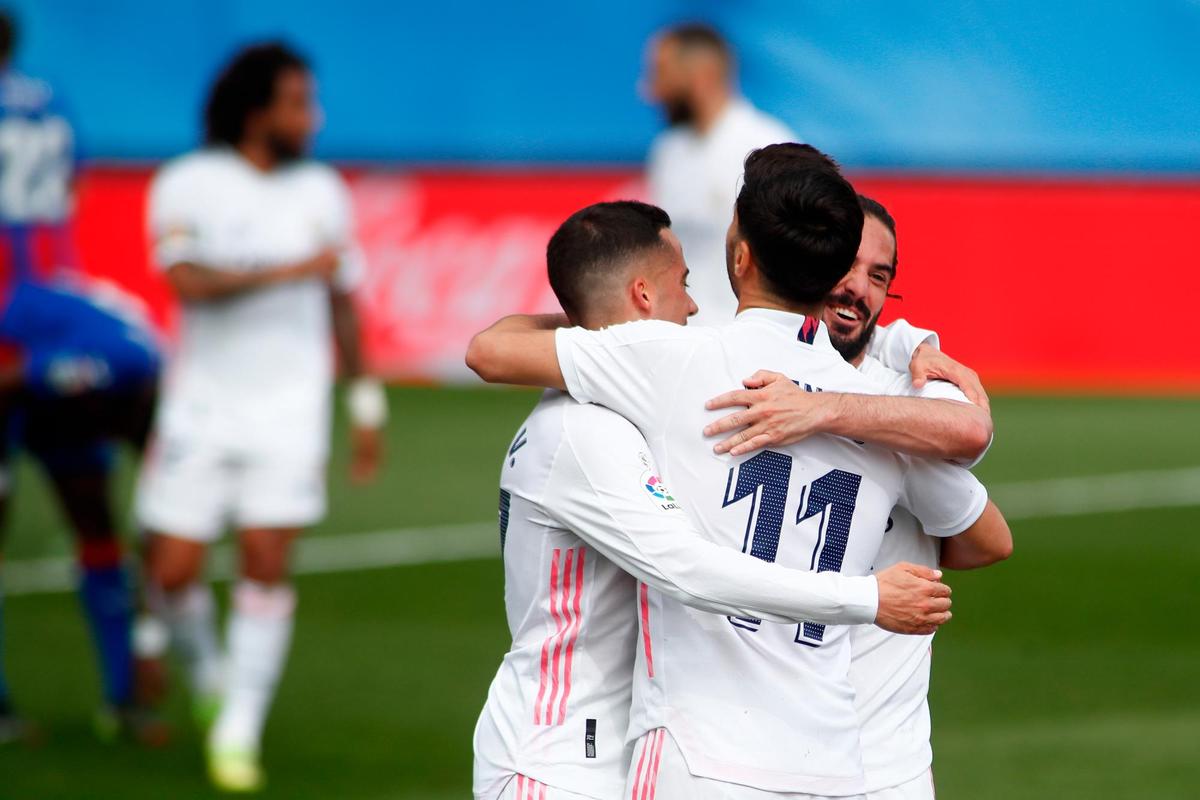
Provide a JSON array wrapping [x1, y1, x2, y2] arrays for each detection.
[[0, 11, 16, 64], [662, 23, 732, 68], [858, 194, 898, 270], [204, 42, 308, 146], [547, 201, 673, 322], [734, 143, 864, 305]]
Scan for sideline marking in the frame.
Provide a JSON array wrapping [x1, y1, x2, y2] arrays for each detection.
[[5, 467, 1198, 597]]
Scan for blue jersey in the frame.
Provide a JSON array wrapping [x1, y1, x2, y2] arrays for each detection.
[[0, 279, 160, 397], [0, 69, 78, 281]]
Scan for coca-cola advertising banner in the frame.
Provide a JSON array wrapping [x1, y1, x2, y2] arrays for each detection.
[[74, 168, 1200, 391]]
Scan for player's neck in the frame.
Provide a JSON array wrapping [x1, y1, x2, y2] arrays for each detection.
[[690, 89, 732, 135], [236, 139, 278, 172], [736, 286, 823, 322]]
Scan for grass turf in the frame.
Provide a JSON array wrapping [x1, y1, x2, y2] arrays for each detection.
[[0, 387, 1196, 798]]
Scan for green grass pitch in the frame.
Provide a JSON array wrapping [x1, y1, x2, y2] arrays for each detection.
[[0, 387, 1196, 799]]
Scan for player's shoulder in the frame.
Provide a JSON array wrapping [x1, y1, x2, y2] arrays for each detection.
[[606, 318, 716, 344], [728, 99, 796, 145], [284, 160, 350, 197], [152, 148, 238, 193], [858, 354, 968, 402]]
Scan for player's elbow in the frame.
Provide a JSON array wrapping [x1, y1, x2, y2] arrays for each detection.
[[953, 409, 993, 462], [465, 331, 503, 383]]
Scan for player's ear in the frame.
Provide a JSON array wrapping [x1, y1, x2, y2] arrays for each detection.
[[733, 240, 752, 278], [631, 276, 653, 316]]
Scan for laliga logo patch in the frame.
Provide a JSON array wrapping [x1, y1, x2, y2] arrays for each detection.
[[641, 471, 681, 511]]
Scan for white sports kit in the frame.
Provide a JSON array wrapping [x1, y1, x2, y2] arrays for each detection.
[[553, 311, 987, 798], [136, 148, 364, 539], [850, 355, 986, 800], [475, 390, 898, 800]]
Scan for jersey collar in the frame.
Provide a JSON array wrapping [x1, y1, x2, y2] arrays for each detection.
[[734, 307, 836, 352]]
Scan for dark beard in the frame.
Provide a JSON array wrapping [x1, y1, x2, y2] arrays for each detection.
[[663, 97, 695, 127], [826, 293, 882, 362], [266, 132, 305, 164]]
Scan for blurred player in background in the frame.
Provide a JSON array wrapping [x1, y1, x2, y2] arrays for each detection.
[[136, 42, 385, 791], [644, 23, 795, 327], [0, 9, 166, 745]]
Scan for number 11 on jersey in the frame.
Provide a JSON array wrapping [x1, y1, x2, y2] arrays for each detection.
[[721, 451, 862, 646]]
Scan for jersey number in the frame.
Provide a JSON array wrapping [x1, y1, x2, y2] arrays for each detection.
[[0, 116, 73, 222], [721, 451, 862, 646]]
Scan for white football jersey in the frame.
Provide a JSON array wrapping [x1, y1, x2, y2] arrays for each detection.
[[147, 148, 365, 458], [476, 390, 883, 799], [851, 356, 987, 793], [647, 99, 794, 327], [554, 309, 987, 795]]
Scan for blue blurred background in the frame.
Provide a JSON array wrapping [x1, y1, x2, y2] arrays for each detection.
[[9, 0, 1200, 170]]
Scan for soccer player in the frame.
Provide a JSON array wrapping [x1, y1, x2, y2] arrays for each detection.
[[704, 195, 1013, 800], [0, 10, 166, 745], [135, 43, 385, 791], [644, 24, 795, 327], [468, 144, 998, 798], [474, 201, 956, 800]]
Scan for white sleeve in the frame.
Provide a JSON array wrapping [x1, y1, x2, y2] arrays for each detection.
[[889, 365, 994, 468], [554, 320, 698, 436], [545, 406, 879, 625], [867, 319, 940, 372], [147, 165, 204, 269], [898, 454, 989, 538], [320, 169, 366, 293]]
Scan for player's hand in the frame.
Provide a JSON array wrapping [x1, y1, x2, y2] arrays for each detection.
[[704, 370, 835, 456], [874, 562, 953, 635], [288, 247, 341, 283], [909, 344, 990, 411], [350, 425, 383, 483]]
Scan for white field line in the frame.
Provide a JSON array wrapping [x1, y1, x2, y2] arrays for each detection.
[[4, 467, 1198, 598]]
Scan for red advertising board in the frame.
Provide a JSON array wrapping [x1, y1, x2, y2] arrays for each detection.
[[72, 167, 1200, 392]]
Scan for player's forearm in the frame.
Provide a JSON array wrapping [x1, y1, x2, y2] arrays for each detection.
[[465, 314, 568, 389], [329, 290, 364, 378], [939, 501, 1013, 570], [571, 513, 878, 625], [166, 261, 303, 302], [824, 393, 993, 463]]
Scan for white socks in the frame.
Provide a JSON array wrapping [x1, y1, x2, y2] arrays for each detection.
[[149, 581, 224, 698], [209, 580, 296, 753]]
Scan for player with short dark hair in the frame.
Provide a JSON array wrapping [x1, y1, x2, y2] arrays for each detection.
[[547, 201, 681, 325], [703, 194, 1012, 799], [137, 41, 385, 791], [730, 144, 866, 305]]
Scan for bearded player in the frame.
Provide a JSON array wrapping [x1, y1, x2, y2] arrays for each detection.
[[136, 43, 385, 792]]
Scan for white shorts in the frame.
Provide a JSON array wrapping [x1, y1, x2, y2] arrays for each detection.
[[135, 432, 326, 542], [626, 728, 867, 800], [865, 770, 935, 800], [479, 774, 598, 800]]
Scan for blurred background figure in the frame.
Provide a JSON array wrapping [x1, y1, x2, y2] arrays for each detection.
[[0, 8, 166, 746], [643, 23, 794, 326], [134, 42, 384, 792]]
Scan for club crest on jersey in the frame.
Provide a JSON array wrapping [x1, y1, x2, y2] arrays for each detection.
[[641, 471, 680, 511]]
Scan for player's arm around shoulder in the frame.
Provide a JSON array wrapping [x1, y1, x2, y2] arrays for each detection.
[[466, 314, 570, 388], [702, 368, 992, 463]]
